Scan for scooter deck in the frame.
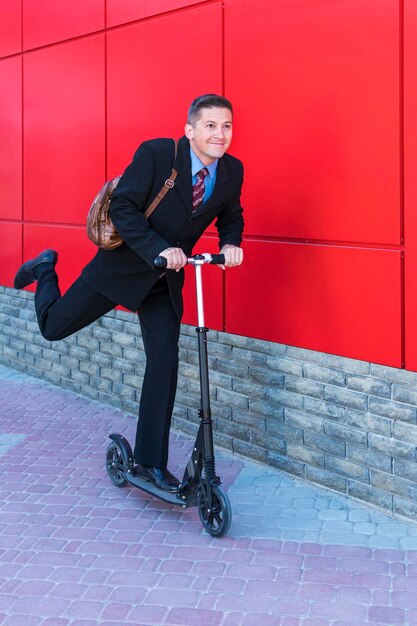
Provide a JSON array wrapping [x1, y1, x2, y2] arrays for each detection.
[[125, 473, 188, 507]]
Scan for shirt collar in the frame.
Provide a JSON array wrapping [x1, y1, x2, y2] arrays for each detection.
[[190, 147, 218, 179]]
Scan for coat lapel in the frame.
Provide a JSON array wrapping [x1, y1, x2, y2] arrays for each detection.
[[173, 136, 193, 215]]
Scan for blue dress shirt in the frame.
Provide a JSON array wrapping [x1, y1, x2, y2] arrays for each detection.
[[190, 148, 218, 204]]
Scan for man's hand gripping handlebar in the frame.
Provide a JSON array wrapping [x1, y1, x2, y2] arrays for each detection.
[[154, 253, 226, 268], [157, 244, 243, 271]]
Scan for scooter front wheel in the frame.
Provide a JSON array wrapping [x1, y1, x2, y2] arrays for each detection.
[[197, 484, 232, 537], [106, 441, 128, 487]]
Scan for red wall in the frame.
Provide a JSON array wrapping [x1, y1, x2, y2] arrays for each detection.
[[0, 0, 413, 369]]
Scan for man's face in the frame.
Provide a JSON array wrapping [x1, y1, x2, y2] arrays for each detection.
[[185, 107, 233, 165]]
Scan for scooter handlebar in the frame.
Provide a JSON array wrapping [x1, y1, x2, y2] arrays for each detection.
[[154, 256, 168, 268], [209, 254, 226, 265], [154, 253, 225, 268]]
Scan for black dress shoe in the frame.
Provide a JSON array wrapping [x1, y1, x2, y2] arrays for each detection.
[[14, 249, 58, 290], [135, 464, 180, 492]]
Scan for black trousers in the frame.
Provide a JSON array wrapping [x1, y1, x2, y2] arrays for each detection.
[[34, 263, 180, 468]]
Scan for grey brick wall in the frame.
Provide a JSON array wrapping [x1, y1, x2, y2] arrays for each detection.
[[2, 285, 417, 521]]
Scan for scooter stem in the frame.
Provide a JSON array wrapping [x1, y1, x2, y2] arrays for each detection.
[[194, 261, 210, 416], [195, 264, 205, 328], [194, 264, 216, 478]]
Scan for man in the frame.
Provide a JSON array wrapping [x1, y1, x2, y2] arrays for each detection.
[[14, 94, 244, 492]]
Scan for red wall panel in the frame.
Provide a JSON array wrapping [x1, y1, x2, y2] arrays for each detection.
[[225, 0, 401, 245], [106, 2, 222, 177], [24, 36, 105, 225], [23, 0, 104, 50], [0, 224, 22, 287], [226, 241, 403, 367], [23, 225, 98, 295], [0, 0, 21, 57], [404, 0, 417, 371], [106, 0, 202, 28], [0, 56, 22, 220], [0, 0, 410, 371]]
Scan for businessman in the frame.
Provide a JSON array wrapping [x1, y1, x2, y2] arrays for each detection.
[[14, 93, 244, 492]]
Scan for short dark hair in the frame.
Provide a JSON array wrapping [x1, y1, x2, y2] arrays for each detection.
[[187, 94, 233, 126]]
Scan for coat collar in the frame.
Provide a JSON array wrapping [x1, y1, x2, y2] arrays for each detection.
[[173, 136, 193, 214]]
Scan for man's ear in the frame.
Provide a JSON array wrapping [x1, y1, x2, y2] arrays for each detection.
[[184, 123, 193, 140]]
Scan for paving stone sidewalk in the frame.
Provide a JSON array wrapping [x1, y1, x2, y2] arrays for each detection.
[[2, 363, 417, 625]]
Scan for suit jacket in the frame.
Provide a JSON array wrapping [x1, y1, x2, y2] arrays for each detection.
[[82, 135, 244, 318]]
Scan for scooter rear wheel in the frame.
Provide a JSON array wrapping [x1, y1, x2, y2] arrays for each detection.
[[106, 441, 128, 487], [197, 484, 232, 537]]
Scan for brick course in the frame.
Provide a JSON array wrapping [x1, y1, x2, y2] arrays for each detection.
[[2, 285, 417, 522]]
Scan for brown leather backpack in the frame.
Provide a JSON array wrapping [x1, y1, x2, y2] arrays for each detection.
[[86, 140, 178, 250]]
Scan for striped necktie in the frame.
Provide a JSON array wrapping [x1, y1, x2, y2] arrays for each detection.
[[192, 167, 209, 212]]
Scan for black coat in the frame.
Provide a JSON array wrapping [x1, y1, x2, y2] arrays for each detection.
[[82, 135, 244, 318]]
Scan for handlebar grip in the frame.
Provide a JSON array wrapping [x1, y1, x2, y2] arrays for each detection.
[[154, 256, 167, 268], [210, 254, 225, 265]]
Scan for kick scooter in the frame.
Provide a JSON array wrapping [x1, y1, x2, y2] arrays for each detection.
[[105, 253, 232, 537]]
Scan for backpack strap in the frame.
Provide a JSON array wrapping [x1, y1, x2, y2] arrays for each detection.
[[144, 139, 179, 219]]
